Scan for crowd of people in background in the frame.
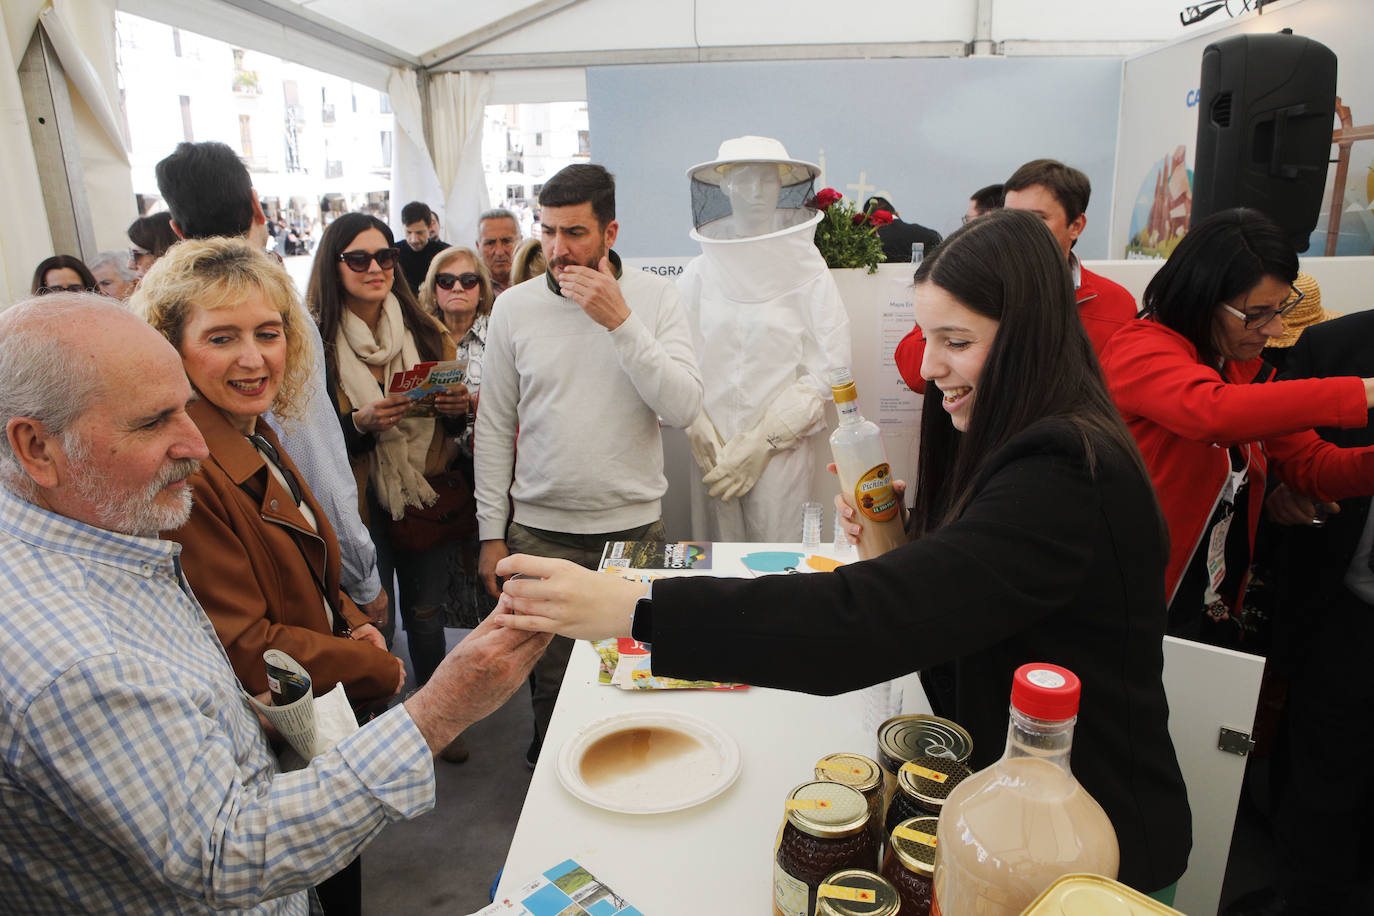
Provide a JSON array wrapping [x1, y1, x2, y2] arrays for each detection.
[[7, 140, 1372, 915]]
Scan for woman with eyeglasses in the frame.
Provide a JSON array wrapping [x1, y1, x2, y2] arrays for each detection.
[[134, 235, 406, 916], [418, 247, 498, 628], [30, 254, 96, 296], [127, 212, 179, 281], [308, 213, 470, 744], [1100, 208, 1374, 648]]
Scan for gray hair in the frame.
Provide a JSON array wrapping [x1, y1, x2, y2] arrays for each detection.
[[88, 250, 139, 282], [477, 208, 520, 235], [0, 294, 124, 499]]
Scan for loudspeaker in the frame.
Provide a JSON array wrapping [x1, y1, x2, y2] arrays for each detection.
[[1191, 31, 1336, 252]]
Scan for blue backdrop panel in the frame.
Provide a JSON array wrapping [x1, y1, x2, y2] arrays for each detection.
[[587, 57, 1123, 259]]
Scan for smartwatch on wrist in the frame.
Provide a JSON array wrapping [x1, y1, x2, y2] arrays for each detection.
[[631, 587, 653, 645]]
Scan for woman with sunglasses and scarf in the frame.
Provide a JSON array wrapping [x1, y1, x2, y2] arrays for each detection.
[[418, 247, 497, 628], [1100, 208, 1374, 648], [308, 213, 469, 738]]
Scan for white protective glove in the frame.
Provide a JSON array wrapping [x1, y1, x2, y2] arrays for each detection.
[[686, 411, 726, 476], [703, 382, 824, 502]]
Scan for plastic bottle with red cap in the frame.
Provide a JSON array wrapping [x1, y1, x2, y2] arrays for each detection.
[[929, 663, 1119, 916]]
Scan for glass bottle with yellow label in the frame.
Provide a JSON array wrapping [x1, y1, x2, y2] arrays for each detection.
[[829, 367, 906, 560], [775, 781, 879, 916]]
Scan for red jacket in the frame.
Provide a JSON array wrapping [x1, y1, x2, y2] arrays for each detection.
[[1101, 319, 1374, 609], [895, 264, 1136, 392]]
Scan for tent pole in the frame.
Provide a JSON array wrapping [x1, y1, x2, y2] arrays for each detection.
[[18, 24, 96, 262]]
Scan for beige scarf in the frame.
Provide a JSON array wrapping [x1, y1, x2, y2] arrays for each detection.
[[335, 293, 436, 520]]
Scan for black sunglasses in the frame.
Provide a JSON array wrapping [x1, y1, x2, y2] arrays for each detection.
[[435, 272, 481, 291], [338, 247, 399, 272], [39, 284, 89, 295]]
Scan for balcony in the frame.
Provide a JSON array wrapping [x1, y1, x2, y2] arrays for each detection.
[[232, 69, 261, 96], [321, 103, 336, 124], [325, 159, 343, 179]]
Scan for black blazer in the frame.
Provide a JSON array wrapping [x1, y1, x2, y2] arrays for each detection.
[[1276, 310, 1374, 607], [650, 418, 1192, 892]]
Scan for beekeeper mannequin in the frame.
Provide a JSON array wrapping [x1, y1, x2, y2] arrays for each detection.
[[679, 136, 852, 541]]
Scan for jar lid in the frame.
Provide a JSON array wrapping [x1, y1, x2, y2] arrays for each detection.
[[896, 755, 972, 807], [815, 869, 900, 916], [877, 715, 973, 771], [784, 781, 870, 838], [1011, 662, 1081, 721], [815, 753, 882, 794], [889, 816, 939, 876]]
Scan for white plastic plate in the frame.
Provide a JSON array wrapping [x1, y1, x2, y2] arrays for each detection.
[[556, 708, 742, 815]]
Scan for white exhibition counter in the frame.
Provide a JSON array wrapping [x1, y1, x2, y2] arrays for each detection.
[[491, 542, 1264, 916], [493, 542, 919, 913]]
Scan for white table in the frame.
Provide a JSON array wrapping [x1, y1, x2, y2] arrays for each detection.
[[494, 543, 924, 913], [492, 544, 1260, 916]]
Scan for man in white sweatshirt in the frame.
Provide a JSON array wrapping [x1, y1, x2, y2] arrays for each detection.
[[474, 164, 703, 764]]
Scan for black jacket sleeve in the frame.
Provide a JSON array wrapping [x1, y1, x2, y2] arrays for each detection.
[[649, 433, 1098, 694]]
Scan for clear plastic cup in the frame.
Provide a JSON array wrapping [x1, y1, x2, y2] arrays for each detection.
[[802, 501, 824, 554]]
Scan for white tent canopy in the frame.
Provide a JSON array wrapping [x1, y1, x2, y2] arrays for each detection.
[[120, 0, 1205, 94], [3, 0, 1285, 302]]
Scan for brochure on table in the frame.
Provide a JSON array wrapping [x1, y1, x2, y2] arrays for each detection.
[[476, 858, 643, 916], [594, 541, 851, 691]]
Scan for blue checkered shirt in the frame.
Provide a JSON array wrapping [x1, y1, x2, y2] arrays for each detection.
[[0, 488, 435, 913]]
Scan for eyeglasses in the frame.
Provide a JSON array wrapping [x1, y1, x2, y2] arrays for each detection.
[[38, 284, 89, 295], [1220, 285, 1305, 330], [338, 247, 399, 272], [435, 272, 480, 291], [247, 433, 303, 506]]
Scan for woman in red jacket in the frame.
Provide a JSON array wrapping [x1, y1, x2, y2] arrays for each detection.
[[1100, 208, 1374, 647]]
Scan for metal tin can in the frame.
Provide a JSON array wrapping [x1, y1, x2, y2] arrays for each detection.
[[882, 816, 938, 915], [1019, 873, 1186, 914], [884, 756, 973, 836], [815, 753, 885, 852], [876, 715, 973, 809], [775, 782, 879, 916], [814, 868, 901, 916]]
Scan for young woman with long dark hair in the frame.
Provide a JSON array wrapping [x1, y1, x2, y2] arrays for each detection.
[[493, 208, 1192, 897], [307, 213, 472, 761]]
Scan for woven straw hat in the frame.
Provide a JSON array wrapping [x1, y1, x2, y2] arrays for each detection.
[[1268, 272, 1338, 349]]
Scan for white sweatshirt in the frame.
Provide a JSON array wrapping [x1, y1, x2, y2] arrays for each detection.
[[474, 263, 703, 539]]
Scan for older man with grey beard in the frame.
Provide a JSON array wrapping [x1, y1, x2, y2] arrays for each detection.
[[0, 294, 548, 914]]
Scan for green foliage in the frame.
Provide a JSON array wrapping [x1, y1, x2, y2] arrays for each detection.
[[812, 194, 886, 274]]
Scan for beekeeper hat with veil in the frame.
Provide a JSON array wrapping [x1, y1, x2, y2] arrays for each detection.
[[688, 136, 821, 240]]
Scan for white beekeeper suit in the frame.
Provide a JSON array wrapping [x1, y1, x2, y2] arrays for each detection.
[[678, 136, 852, 541]]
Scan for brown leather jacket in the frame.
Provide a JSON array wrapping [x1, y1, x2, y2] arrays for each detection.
[[164, 399, 399, 702]]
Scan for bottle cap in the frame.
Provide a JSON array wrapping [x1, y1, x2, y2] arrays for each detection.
[[1010, 662, 1080, 721]]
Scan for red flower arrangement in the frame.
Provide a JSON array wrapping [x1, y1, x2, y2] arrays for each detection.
[[813, 187, 843, 209], [809, 188, 887, 272]]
